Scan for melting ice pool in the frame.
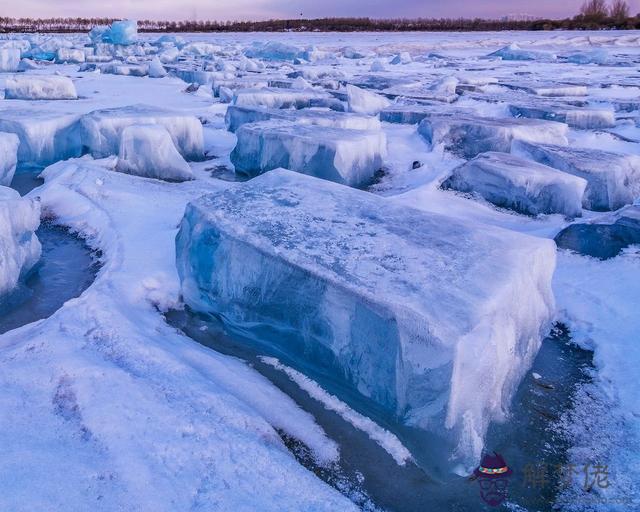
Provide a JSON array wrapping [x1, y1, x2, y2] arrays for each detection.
[[0, 223, 99, 335], [0, 167, 98, 335], [166, 309, 594, 512]]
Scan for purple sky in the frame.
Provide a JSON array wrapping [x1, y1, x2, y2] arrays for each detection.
[[6, 0, 640, 21]]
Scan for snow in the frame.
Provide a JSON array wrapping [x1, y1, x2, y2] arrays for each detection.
[[116, 125, 194, 182], [512, 140, 640, 211], [261, 356, 412, 466], [230, 121, 386, 187], [4, 75, 78, 100], [0, 132, 19, 186], [346, 84, 391, 115], [442, 152, 587, 217], [176, 169, 556, 470], [0, 186, 41, 297], [79, 105, 204, 160], [553, 250, 640, 510], [418, 115, 569, 159]]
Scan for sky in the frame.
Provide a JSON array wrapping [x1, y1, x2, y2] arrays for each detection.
[[5, 0, 639, 21]]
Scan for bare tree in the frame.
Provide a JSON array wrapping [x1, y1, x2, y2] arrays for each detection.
[[610, 0, 630, 20], [581, 0, 609, 19]]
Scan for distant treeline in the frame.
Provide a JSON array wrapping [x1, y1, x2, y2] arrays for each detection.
[[1, 9, 640, 33]]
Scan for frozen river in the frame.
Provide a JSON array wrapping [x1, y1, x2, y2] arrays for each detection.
[[0, 27, 638, 511]]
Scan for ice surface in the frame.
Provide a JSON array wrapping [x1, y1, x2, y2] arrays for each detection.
[[262, 356, 412, 466], [0, 109, 82, 166], [380, 104, 474, 125], [0, 186, 41, 297], [562, 49, 609, 65], [79, 105, 204, 160], [225, 105, 381, 133], [116, 125, 194, 182], [530, 85, 588, 97], [88, 25, 109, 44], [244, 41, 303, 61], [0, 132, 19, 186], [232, 87, 341, 110], [4, 75, 78, 100], [418, 115, 568, 159], [0, 48, 21, 72], [346, 84, 391, 115], [442, 152, 587, 217], [512, 140, 640, 211], [509, 103, 615, 129], [212, 77, 270, 96], [488, 43, 556, 62], [98, 63, 148, 77], [390, 52, 412, 65], [101, 20, 138, 46], [147, 57, 167, 78], [555, 204, 640, 259], [230, 120, 386, 187], [2, 29, 640, 507], [55, 48, 85, 64], [176, 169, 556, 468]]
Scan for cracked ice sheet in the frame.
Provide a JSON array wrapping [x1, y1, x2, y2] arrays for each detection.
[[0, 157, 356, 512]]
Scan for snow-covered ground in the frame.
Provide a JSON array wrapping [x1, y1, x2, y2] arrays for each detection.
[[0, 27, 639, 511]]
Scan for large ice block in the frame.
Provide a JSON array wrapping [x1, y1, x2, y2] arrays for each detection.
[[230, 120, 386, 187], [380, 104, 474, 125], [0, 186, 41, 298], [79, 105, 204, 160], [102, 20, 138, 46], [55, 48, 86, 64], [0, 48, 21, 72], [116, 124, 194, 182], [555, 205, 640, 259], [442, 152, 586, 217], [512, 140, 640, 211], [0, 132, 19, 186], [225, 105, 381, 133], [233, 87, 341, 110], [509, 103, 615, 129], [0, 108, 82, 166], [176, 169, 556, 467], [346, 84, 391, 115], [488, 43, 556, 62], [244, 41, 303, 61], [4, 75, 78, 100], [418, 115, 568, 159]]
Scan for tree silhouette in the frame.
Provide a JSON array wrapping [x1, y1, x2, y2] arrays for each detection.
[[610, 0, 630, 21], [580, 0, 609, 20]]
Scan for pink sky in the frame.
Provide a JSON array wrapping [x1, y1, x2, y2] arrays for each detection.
[[5, 0, 639, 21]]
